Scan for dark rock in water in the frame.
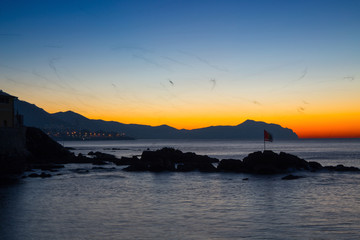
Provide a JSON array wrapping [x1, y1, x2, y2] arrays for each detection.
[[177, 162, 217, 172], [282, 174, 304, 180], [26, 127, 76, 164], [88, 151, 116, 161], [30, 163, 65, 171], [40, 172, 51, 178], [217, 159, 244, 172], [242, 178, 249, 181], [92, 160, 108, 165], [123, 158, 149, 172], [71, 168, 89, 174], [197, 162, 217, 172], [323, 164, 360, 172], [123, 147, 218, 172], [91, 167, 116, 170], [114, 156, 139, 166], [176, 164, 194, 172], [308, 161, 323, 171], [241, 150, 309, 174], [28, 172, 51, 178]]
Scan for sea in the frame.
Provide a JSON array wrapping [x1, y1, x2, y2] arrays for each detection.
[[1, 139, 360, 240]]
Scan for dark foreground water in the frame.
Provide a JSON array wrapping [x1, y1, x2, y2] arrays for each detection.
[[1, 139, 360, 240]]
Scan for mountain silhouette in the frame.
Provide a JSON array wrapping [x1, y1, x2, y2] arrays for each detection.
[[15, 99, 298, 140]]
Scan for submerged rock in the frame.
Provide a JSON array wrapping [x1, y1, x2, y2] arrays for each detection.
[[323, 164, 360, 172], [281, 174, 304, 180], [27, 172, 52, 178], [88, 151, 117, 161], [29, 163, 65, 171]]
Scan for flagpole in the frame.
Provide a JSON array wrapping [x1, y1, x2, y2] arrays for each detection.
[[264, 137, 265, 151], [263, 129, 265, 151]]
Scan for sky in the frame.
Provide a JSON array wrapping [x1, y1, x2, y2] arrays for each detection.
[[1, 0, 360, 138]]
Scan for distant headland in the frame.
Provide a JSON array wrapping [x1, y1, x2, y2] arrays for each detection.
[[14, 99, 298, 140]]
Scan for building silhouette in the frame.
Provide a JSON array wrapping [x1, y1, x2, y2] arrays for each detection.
[[0, 90, 18, 128]]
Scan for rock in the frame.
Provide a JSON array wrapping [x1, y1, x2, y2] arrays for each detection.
[[282, 174, 304, 180], [176, 162, 216, 172], [28, 172, 51, 178], [308, 161, 323, 171], [71, 168, 89, 174], [123, 147, 218, 172], [30, 163, 65, 171], [217, 159, 244, 172], [88, 151, 116, 160], [176, 164, 195, 172], [40, 172, 52, 178], [123, 159, 149, 172], [197, 162, 217, 172], [324, 165, 360, 172], [92, 160, 108, 165], [121, 148, 360, 176], [114, 156, 139, 166], [242, 150, 309, 174], [91, 167, 116, 170], [26, 127, 76, 164], [27, 173, 40, 178]]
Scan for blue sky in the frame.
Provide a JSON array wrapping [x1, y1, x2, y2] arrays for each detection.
[[1, 0, 360, 137]]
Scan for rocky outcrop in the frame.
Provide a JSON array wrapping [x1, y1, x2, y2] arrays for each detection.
[[3, 126, 359, 179], [123, 148, 360, 174], [323, 164, 360, 172], [217, 151, 312, 174], [26, 127, 76, 164], [217, 151, 360, 174], [242, 151, 310, 174], [123, 147, 218, 172]]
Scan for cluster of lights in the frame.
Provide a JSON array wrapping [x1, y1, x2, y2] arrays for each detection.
[[46, 129, 127, 140]]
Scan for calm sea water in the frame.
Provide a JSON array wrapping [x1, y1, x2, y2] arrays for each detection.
[[1, 139, 360, 240]]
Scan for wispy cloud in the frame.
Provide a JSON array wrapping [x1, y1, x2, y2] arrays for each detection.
[[161, 56, 191, 68], [210, 78, 216, 90], [133, 54, 172, 72], [343, 76, 355, 81], [296, 67, 308, 81], [297, 106, 305, 113], [252, 100, 262, 106], [179, 50, 229, 72], [48, 57, 61, 79]]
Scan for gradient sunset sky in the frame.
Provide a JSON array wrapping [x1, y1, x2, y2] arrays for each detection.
[[1, 0, 360, 138]]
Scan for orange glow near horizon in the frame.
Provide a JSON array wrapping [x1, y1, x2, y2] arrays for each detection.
[[13, 80, 360, 140], [74, 108, 360, 139]]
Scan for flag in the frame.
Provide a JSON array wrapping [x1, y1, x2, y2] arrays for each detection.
[[264, 130, 273, 142]]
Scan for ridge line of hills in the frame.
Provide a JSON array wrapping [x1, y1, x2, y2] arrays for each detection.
[[14, 99, 298, 140]]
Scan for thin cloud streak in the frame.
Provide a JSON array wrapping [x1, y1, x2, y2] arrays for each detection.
[[132, 54, 172, 72]]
